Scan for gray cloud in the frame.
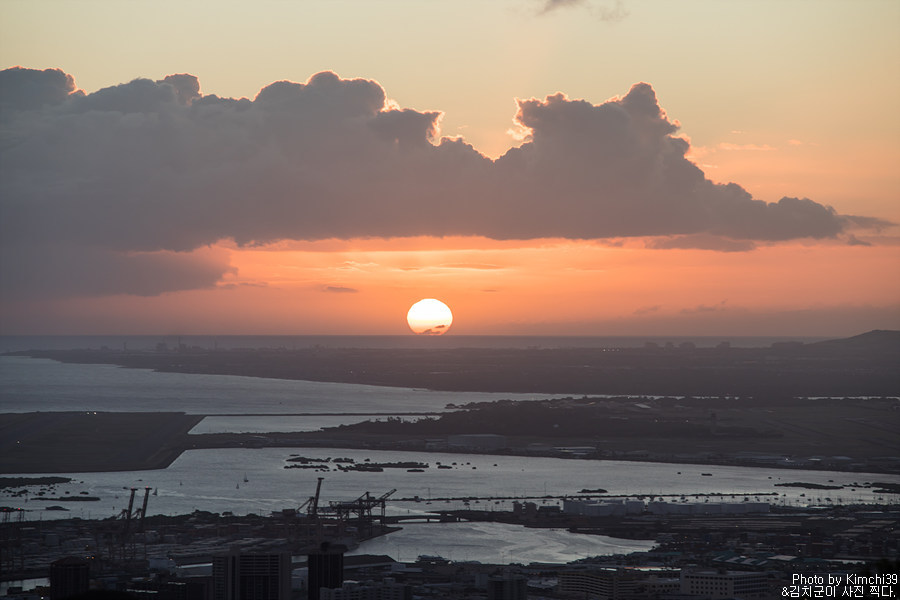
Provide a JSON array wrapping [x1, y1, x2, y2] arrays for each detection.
[[841, 214, 893, 232], [633, 305, 661, 315], [0, 68, 891, 299], [681, 301, 729, 314], [323, 285, 359, 293], [538, 0, 628, 21], [0, 244, 231, 300], [0, 67, 82, 111], [646, 234, 757, 252], [845, 234, 871, 247], [540, 0, 586, 13]]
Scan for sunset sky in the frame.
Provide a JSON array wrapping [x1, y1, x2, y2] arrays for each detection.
[[1, 0, 898, 337]]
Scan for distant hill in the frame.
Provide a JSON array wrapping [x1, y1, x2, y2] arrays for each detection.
[[809, 329, 900, 354]]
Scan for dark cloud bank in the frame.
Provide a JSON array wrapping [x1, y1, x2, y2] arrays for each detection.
[[0, 67, 890, 299]]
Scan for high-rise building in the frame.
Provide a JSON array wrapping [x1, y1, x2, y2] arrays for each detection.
[[558, 567, 640, 599], [487, 574, 527, 600], [308, 543, 346, 600], [212, 551, 291, 600], [50, 557, 90, 600]]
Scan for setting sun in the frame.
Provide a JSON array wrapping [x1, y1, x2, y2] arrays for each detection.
[[407, 299, 453, 335], [0, 1, 896, 338]]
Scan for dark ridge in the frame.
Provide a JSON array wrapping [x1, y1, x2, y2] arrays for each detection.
[[810, 329, 900, 352], [6, 329, 898, 396]]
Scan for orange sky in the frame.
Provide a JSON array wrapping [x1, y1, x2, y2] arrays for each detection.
[[6, 236, 896, 337], [1, 0, 898, 337]]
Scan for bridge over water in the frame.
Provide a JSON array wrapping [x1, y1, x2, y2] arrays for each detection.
[[383, 512, 466, 524]]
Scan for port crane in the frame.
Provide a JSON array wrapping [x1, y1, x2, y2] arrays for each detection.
[[119, 488, 137, 537], [295, 478, 396, 541], [118, 486, 152, 537], [137, 486, 151, 532], [328, 488, 396, 524], [297, 477, 325, 519], [102, 486, 152, 563]]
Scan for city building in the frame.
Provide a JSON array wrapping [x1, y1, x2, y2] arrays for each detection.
[[562, 499, 645, 516], [558, 567, 641, 599], [680, 569, 769, 599], [308, 543, 347, 600], [487, 574, 527, 600], [318, 579, 411, 600], [212, 551, 291, 600], [49, 557, 90, 600]]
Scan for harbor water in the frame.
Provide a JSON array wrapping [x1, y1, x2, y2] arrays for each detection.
[[1, 352, 897, 563]]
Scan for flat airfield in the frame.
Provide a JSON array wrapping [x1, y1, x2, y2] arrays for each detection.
[[1, 396, 898, 474], [2, 331, 897, 474], [0, 412, 202, 474]]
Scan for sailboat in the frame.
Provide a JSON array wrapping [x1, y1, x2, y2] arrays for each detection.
[[243, 473, 249, 483]]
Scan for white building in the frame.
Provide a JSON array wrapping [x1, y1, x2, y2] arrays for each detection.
[[558, 567, 640, 599], [680, 569, 769, 599]]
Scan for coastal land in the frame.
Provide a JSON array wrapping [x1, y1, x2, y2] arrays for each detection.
[[1, 394, 898, 475], [2, 330, 898, 474], [8, 329, 899, 396]]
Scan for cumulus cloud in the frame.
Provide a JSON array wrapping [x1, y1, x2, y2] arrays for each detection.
[[0, 67, 891, 299], [0, 66, 82, 110]]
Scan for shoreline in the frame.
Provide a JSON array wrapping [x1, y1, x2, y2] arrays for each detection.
[[2, 333, 898, 475], [7, 332, 900, 396], [187, 431, 900, 476], [2, 412, 899, 475]]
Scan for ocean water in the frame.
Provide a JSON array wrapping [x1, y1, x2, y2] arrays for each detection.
[[10, 445, 898, 512], [0, 356, 553, 415], [346, 521, 657, 564], [1, 349, 895, 564], [7, 446, 895, 518], [3, 445, 896, 561]]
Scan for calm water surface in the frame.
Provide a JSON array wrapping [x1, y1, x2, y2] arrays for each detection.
[[4, 447, 896, 519], [0, 356, 553, 415], [1, 352, 895, 564]]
